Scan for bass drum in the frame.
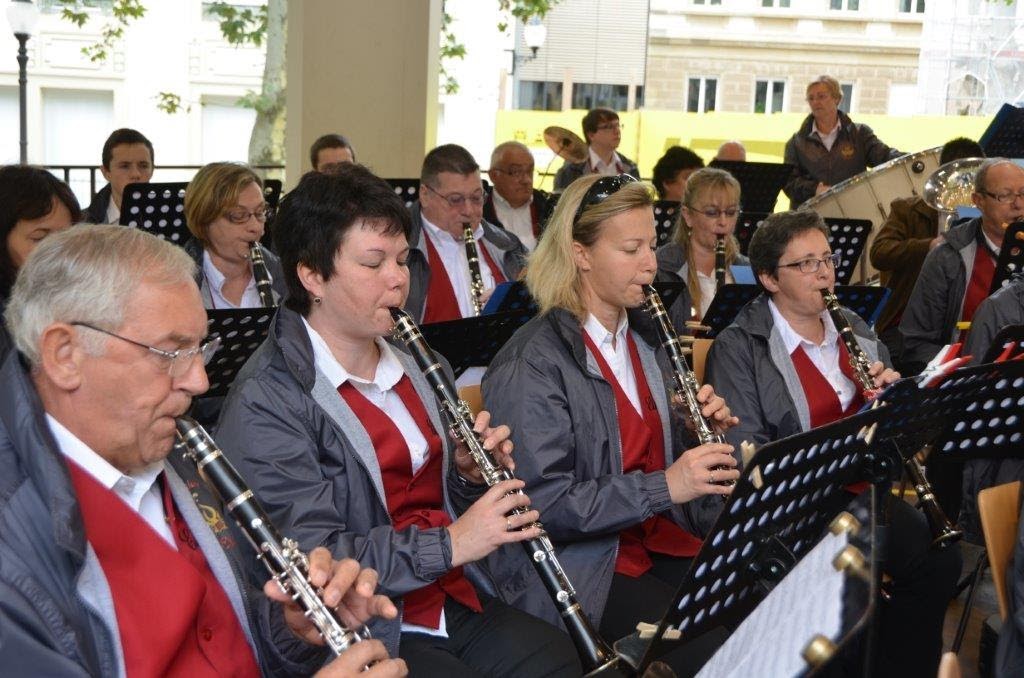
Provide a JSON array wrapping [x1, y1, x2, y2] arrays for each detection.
[[802, 146, 941, 283]]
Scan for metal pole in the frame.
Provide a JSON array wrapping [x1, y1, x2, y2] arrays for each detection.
[[15, 32, 28, 165]]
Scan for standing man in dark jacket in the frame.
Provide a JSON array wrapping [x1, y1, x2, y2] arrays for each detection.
[[84, 128, 155, 224], [0, 223, 407, 677], [553, 108, 640, 191], [783, 75, 901, 208], [901, 159, 1024, 374], [405, 144, 527, 323]]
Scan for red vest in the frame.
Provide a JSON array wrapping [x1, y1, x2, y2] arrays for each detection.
[[67, 461, 260, 678], [961, 242, 997, 326], [583, 330, 703, 578], [337, 376, 482, 628], [421, 230, 507, 323]]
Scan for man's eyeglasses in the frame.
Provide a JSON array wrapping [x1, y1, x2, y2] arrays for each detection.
[[777, 252, 841, 274], [224, 207, 272, 224], [422, 183, 485, 208], [980, 190, 1024, 204], [596, 122, 622, 132], [71, 322, 221, 378], [490, 166, 534, 180], [573, 174, 639, 225], [686, 206, 741, 220]]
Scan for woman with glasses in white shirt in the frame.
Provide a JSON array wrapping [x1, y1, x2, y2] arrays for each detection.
[[656, 168, 749, 322], [183, 162, 285, 309]]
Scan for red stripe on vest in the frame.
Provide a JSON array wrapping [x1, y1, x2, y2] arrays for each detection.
[[582, 329, 702, 578], [67, 461, 259, 678], [337, 376, 482, 629], [421, 229, 507, 322], [961, 244, 997, 326]]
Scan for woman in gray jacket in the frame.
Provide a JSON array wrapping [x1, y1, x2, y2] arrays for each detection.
[[482, 174, 740, 674]]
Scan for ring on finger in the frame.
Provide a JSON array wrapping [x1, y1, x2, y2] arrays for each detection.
[[709, 470, 716, 484], [506, 518, 512, 532]]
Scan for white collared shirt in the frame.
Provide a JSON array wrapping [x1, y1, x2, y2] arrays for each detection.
[[491, 191, 536, 251], [811, 120, 842, 152], [589, 147, 623, 177], [583, 312, 642, 415], [420, 216, 497, 318], [695, 268, 733, 320], [46, 414, 176, 548], [202, 250, 261, 310], [105, 200, 120, 225], [302, 320, 449, 638], [768, 299, 856, 410]]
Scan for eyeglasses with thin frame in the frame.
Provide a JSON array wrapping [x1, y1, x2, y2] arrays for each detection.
[[596, 122, 623, 132], [980, 189, 1024, 204], [777, 252, 841, 275], [224, 207, 272, 224], [71, 322, 221, 378], [422, 183, 485, 208], [490, 166, 534, 180], [686, 205, 742, 220], [572, 174, 639, 225]]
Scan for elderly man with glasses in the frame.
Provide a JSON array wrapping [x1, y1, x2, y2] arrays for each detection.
[[483, 141, 552, 251], [901, 158, 1024, 375], [406, 144, 528, 323], [705, 210, 961, 678], [0, 224, 409, 677]]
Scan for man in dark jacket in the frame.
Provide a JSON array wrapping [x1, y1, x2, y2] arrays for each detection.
[[406, 143, 527, 323], [84, 128, 155, 224], [483, 140, 551, 250], [783, 75, 901, 208], [553, 108, 640, 191], [901, 159, 1024, 375], [0, 223, 405, 677]]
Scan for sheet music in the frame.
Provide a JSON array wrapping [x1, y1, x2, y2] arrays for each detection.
[[695, 530, 849, 678]]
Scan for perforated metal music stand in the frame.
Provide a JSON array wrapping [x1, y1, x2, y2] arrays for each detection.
[[735, 211, 770, 256], [654, 200, 682, 247], [119, 181, 190, 244], [386, 178, 420, 208], [989, 222, 1024, 295], [824, 218, 872, 286], [420, 309, 535, 377], [202, 308, 274, 398], [708, 160, 793, 215], [980, 103, 1024, 158], [981, 323, 1024, 364], [633, 406, 886, 672]]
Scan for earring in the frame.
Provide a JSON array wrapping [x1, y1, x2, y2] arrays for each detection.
[[313, 296, 322, 304]]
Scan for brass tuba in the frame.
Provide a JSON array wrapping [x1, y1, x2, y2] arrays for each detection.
[[923, 157, 986, 232]]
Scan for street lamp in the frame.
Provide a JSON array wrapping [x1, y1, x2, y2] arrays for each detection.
[[511, 17, 547, 76], [6, 0, 39, 164]]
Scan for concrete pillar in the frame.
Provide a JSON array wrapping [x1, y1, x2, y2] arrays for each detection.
[[286, 0, 441, 185]]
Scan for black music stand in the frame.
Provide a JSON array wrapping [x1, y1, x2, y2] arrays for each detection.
[[824, 218, 872, 286], [735, 211, 770, 256], [202, 308, 275, 398], [484, 280, 539, 315], [981, 324, 1024, 363], [386, 178, 420, 208], [989, 222, 1024, 294], [654, 200, 682, 247], [980, 103, 1024, 158], [119, 181, 190, 244], [835, 285, 890, 328], [708, 160, 792, 214], [259, 179, 284, 252], [698, 284, 760, 337], [633, 406, 887, 671], [421, 309, 535, 377]]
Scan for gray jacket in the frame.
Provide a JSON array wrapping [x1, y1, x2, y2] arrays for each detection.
[[480, 308, 719, 628], [214, 305, 500, 657], [783, 111, 901, 208], [404, 202, 527, 322], [900, 218, 985, 373], [704, 294, 886, 450], [553, 153, 640, 191], [0, 350, 322, 677], [959, 274, 1024, 543], [183, 237, 287, 309], [656, 240, 750, 322]]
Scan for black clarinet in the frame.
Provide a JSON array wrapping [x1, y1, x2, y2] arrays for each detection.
[[462, 223, 485, 316], [714, 235, 726, 293], [175, 416, 371, 656], [821, 290, 962, 548], [249, 242, 277, 308], [389, 307, 622, 675]]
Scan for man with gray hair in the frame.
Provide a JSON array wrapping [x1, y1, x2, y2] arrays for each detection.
[[0, 224, 406, 677], [483, 141, 551, 251]]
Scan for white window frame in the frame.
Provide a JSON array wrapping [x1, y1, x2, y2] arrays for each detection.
[[686, 76, 718, 113], [753, 79, 787, 114]]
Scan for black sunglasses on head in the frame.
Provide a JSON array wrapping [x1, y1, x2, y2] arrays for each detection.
[[572, 174, 639, 225]]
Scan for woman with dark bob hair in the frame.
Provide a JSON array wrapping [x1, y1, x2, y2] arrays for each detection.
[[0, 165, 80, 355], [214, 164, 581, 677], [183, 161, 285, 308]]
